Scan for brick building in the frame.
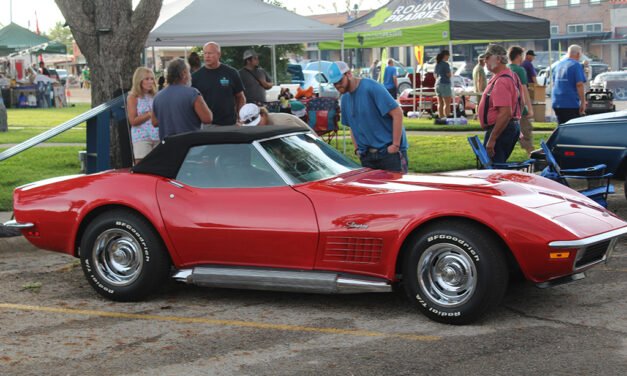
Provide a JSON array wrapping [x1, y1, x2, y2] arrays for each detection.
[[487, 0, 627, 69]]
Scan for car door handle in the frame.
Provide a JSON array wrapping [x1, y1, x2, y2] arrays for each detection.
[[168, 181, 184, 188]]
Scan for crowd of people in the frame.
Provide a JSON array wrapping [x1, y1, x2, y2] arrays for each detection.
[[127, 41, 309, 163], [126, 39, 589, 171]]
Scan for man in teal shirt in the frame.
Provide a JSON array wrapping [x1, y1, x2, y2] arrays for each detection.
[[507, 46, 535, 155]]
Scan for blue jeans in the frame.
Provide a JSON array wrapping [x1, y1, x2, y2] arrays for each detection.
[[360, 149, 408, 173], [483, 120, 520, 164]]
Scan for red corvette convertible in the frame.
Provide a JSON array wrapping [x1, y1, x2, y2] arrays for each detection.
[[6, 126, 627, 324]]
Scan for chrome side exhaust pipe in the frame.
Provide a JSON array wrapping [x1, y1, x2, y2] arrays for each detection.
[[172, 266, 392, 294]]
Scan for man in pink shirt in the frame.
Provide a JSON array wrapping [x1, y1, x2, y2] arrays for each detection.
[[477, 44, 523, 164]]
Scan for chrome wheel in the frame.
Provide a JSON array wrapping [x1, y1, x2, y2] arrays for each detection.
[[92, 228, 144, 287], [417, 243, 477, 307]]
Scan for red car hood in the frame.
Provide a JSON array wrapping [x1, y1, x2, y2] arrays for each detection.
[[305, 169, 626, 239]]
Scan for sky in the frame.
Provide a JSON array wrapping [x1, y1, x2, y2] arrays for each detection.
[[0, 0, 388, 34]]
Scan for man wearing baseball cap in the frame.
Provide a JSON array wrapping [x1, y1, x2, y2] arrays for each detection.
[[521, 50, 537, 85], [328, 61, 408, 173], [239, 49, 273, 104], [477, 44, 523, 164]]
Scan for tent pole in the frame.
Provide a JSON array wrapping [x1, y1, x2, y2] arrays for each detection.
[[152, 46, 156, 72], [548, 38, 553, 121], [271, 45, 277, 85], [411, 45, 416, 114], [449, 40, 456, 121]]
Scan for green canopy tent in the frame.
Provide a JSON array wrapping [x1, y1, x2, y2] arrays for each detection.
[[0, 23, 67, 56], [320, 0, 550, 49], [321, 0, 550, 124]]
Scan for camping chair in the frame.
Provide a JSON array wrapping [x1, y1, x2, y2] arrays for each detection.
[[467, 135, 535, 171], [304, 97, 340, 145], [540, 140, 614, 208]]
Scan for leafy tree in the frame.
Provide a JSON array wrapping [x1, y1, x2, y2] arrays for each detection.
[[44, 21, 73, 54], [198, 44, 304, 84]]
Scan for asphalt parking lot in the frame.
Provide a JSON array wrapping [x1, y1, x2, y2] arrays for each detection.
[[1, 180, 626, 375]]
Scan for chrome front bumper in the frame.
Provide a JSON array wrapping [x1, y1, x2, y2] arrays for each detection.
[[549, 227, 627, 272]]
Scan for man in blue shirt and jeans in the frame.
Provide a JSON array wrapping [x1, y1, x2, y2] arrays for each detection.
[[382, 59, 398, 99], [551, 44, 587, 124], [328, 61, 408, 173]]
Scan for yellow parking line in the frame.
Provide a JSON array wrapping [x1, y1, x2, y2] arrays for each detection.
[[597, 267, 627, 272], [0, 303, 440, 342]]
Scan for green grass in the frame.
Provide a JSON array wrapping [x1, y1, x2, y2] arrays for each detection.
[[5, 103, 91, 128], [337, 118, 557, 132], [401, 118, 557, 132], [333, 133, 552, 174], [0, 146, 84, 210]]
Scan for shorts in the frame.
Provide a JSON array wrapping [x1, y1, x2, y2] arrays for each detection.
[[133, 139, 160, 159], [518, 117, 534, 150], [435, 83, 452, 98]]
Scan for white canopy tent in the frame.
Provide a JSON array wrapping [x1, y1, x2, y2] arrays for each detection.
[[146, 0, 346, 149], [147, 0, 343, 47]]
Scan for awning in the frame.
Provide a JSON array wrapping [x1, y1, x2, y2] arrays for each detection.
[[550, 32, 612, 41], [590, 38, 627, 45], [321, 0, 549, 49]]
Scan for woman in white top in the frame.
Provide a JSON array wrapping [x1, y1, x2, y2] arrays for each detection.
[[127, 67, 159, 164]]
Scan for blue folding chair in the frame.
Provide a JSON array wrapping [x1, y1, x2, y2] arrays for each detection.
[[467, 135, 534, 171], [540, 140, 614, 207]]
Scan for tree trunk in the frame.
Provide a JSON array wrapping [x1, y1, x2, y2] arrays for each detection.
[[0, 100, 8, 133], [55, 0, 162, 168]]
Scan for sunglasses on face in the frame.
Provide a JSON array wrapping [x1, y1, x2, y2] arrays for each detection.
[[243, 114, 259, 124]]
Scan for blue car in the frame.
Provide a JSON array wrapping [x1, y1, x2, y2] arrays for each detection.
[[545, 111, 627, 198]]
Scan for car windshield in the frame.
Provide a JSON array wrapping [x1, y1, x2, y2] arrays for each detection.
[[594, 72, 627, 82], [259, 134, 361, 184], [304, 71, 328, 84]]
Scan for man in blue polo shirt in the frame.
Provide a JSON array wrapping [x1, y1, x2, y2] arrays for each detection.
[[328, 61, 408, 173], [382, 59, 398, 99], [551, 44, 587, 124]]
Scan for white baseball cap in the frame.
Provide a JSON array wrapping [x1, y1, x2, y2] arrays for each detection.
[[239, 103, 261, 126]]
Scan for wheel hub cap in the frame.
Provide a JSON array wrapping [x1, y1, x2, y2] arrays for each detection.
[[92, 229, 144, 287], [417, 243, 477, 308]]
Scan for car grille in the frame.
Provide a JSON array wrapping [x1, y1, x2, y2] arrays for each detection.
[[323, 237, 383, 264], [575, 240, 611, 268]]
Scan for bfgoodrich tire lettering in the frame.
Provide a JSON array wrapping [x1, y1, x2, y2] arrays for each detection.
[[403, 220, 508, 324], [80, 209, 170, 301]]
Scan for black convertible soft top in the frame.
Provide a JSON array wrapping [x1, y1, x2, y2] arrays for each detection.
[[131, 125, 307, 178]]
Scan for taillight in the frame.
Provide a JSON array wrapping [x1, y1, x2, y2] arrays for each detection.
[[564, 151, 575, 157]]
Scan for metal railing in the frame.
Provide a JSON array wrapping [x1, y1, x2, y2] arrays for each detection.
[[0, 94, 127, 174]]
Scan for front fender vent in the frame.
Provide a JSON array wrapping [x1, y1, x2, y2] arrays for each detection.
[[323, 237, 383, 264]]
